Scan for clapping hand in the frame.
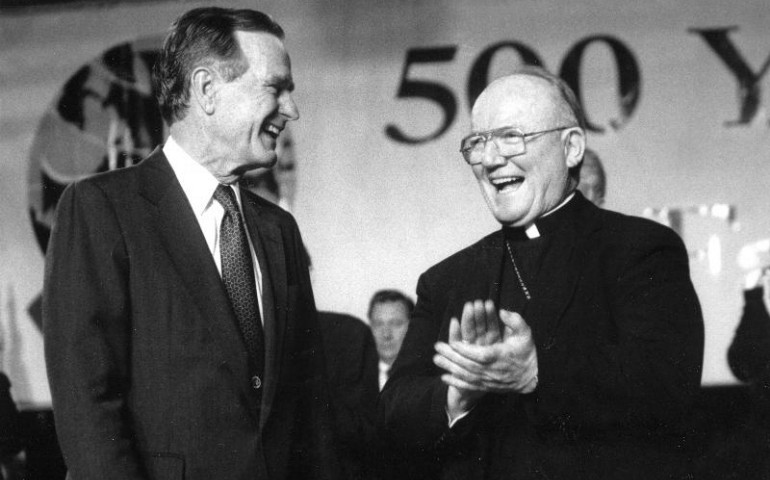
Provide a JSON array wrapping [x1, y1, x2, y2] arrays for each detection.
[[433, 300, 538, 418]]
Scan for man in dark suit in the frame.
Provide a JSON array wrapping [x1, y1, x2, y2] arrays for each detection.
[[317, 312, 379, 480], [726, 268, 770, 479], [379, 68, 704, 480], [730, 269, 770, 399], [0, 372, 22, 477], [43, 8, 337, 479], [577, 147, 606, 207], [368, 290, 414, 391]]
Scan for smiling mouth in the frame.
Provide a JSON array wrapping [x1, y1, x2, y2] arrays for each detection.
[[263, 123, 282, 140], [490, 176, 524, 192]]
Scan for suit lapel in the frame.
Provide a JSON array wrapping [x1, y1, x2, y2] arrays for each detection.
[[525, 196, 599, 351], [240, 191, 287, 428], [137, 150, 253, 399]]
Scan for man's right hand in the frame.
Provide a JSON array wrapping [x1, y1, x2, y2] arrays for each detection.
[[433, 300, 538, 420], [440, 300, 498, 418]]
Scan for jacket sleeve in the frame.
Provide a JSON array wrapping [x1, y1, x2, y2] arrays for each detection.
[[282, 217, 342, 480], [43, 181, 146, 480]]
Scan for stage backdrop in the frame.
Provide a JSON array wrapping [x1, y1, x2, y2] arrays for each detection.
[[1, 0, 768, 406]]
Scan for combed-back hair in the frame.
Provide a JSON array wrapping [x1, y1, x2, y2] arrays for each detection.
[[153, 7, 284, 125], [368, 290, 415, 320]]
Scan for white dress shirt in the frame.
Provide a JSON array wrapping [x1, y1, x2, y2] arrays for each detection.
[[163, 136, 265, 322], [378, 361, 390, 391]]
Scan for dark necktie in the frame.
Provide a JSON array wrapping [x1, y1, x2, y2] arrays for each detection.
[[213, 185, 265, 389]]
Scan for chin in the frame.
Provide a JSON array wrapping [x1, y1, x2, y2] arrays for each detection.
[[251, 150, 278, 169], [488, 203, 526, 226], [494, 216, 527, 227]]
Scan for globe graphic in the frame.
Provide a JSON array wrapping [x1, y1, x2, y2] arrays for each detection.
[[27, 36, 165, 253]]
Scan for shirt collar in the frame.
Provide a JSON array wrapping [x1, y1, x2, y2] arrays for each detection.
[[504, 192, 577, 240], [164, 136, 231, 215], [379, 361, 391, 373]]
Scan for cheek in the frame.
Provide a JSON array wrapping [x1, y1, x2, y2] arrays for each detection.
[[255, 93, 279, 115], [471, 165, 485, 180], [396, 326, 409, 340]]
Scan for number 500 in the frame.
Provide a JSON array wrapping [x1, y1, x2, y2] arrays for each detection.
[[385, 36, 641, 145]]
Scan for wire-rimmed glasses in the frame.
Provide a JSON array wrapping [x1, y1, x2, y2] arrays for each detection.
[[459, 125, 577, 165]]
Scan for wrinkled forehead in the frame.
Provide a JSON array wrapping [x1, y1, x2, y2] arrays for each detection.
[[236, 30, 293, 82], [471, 75, 560, 132]]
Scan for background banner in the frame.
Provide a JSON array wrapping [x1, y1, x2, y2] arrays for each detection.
[[1, 0, 769, 405]]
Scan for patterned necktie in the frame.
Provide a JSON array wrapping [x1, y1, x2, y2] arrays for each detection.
[[213, 185, 265, 388]]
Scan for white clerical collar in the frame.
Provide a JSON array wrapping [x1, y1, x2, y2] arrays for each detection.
[[525, 223, 540, 239], [521, 192, 576, 239]]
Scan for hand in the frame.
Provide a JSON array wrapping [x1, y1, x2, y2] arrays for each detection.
[[434, 303, 538, 395], [435, 300, 499, 417]]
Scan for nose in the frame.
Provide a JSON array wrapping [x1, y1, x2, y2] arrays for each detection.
[[480, 140, 507, 168], [280, 92, 299, 121]]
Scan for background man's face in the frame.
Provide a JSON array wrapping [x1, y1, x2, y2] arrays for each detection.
[[470, 75, 574, 227], [577, 163, 604, 206], [209, 31, 298, 175], [370, 301, 410, 365]]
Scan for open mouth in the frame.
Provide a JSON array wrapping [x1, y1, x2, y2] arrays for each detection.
[[263, 123, 282, 140], [490, 176, 524, 192]]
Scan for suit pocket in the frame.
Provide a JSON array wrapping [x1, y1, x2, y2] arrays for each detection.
[[144, 452, 184, 480]]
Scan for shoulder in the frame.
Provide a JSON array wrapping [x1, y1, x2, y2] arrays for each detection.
[[318, 312, 371, 338], [241, 188, 298, 227], [594, 207, 685, 251], [420, 230, 501, 283], [62, 149, 162, 202]]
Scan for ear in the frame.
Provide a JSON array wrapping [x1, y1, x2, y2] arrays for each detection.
[[563, 128, 586, 169], [190, 66, 217, 115]]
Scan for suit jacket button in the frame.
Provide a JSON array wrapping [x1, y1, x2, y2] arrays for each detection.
[[251, 375, 262, 390]]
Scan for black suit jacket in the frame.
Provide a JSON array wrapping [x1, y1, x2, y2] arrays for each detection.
[[43, 149, 338, 480], [379, 193, 704, 480], [317, 312, 379, 480], [0, 372, 21, 460]]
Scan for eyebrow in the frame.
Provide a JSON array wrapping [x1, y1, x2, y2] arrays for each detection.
[[265, 74, 295, 92]]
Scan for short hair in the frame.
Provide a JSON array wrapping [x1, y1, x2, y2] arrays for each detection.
[[153, 7, 285, 125], [510, 66, 587, 131], [580, 148, 607, 199], [367, 290, 415, 319]]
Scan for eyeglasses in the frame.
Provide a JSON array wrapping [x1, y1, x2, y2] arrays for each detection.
[[459, 125, 577, 165]]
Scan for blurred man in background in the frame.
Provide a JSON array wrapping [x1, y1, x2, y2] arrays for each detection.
[[577, 147, 606, 207], [368, 290, 414, 391], [727, 243, 770, 479]]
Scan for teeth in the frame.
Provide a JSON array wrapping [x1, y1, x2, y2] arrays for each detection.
[[491, 176, 522, 186], [265, 124, 281, 135]]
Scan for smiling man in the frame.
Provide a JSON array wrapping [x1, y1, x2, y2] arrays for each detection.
[[379, 68, 705, 480], [43, 8, 338, 480]]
